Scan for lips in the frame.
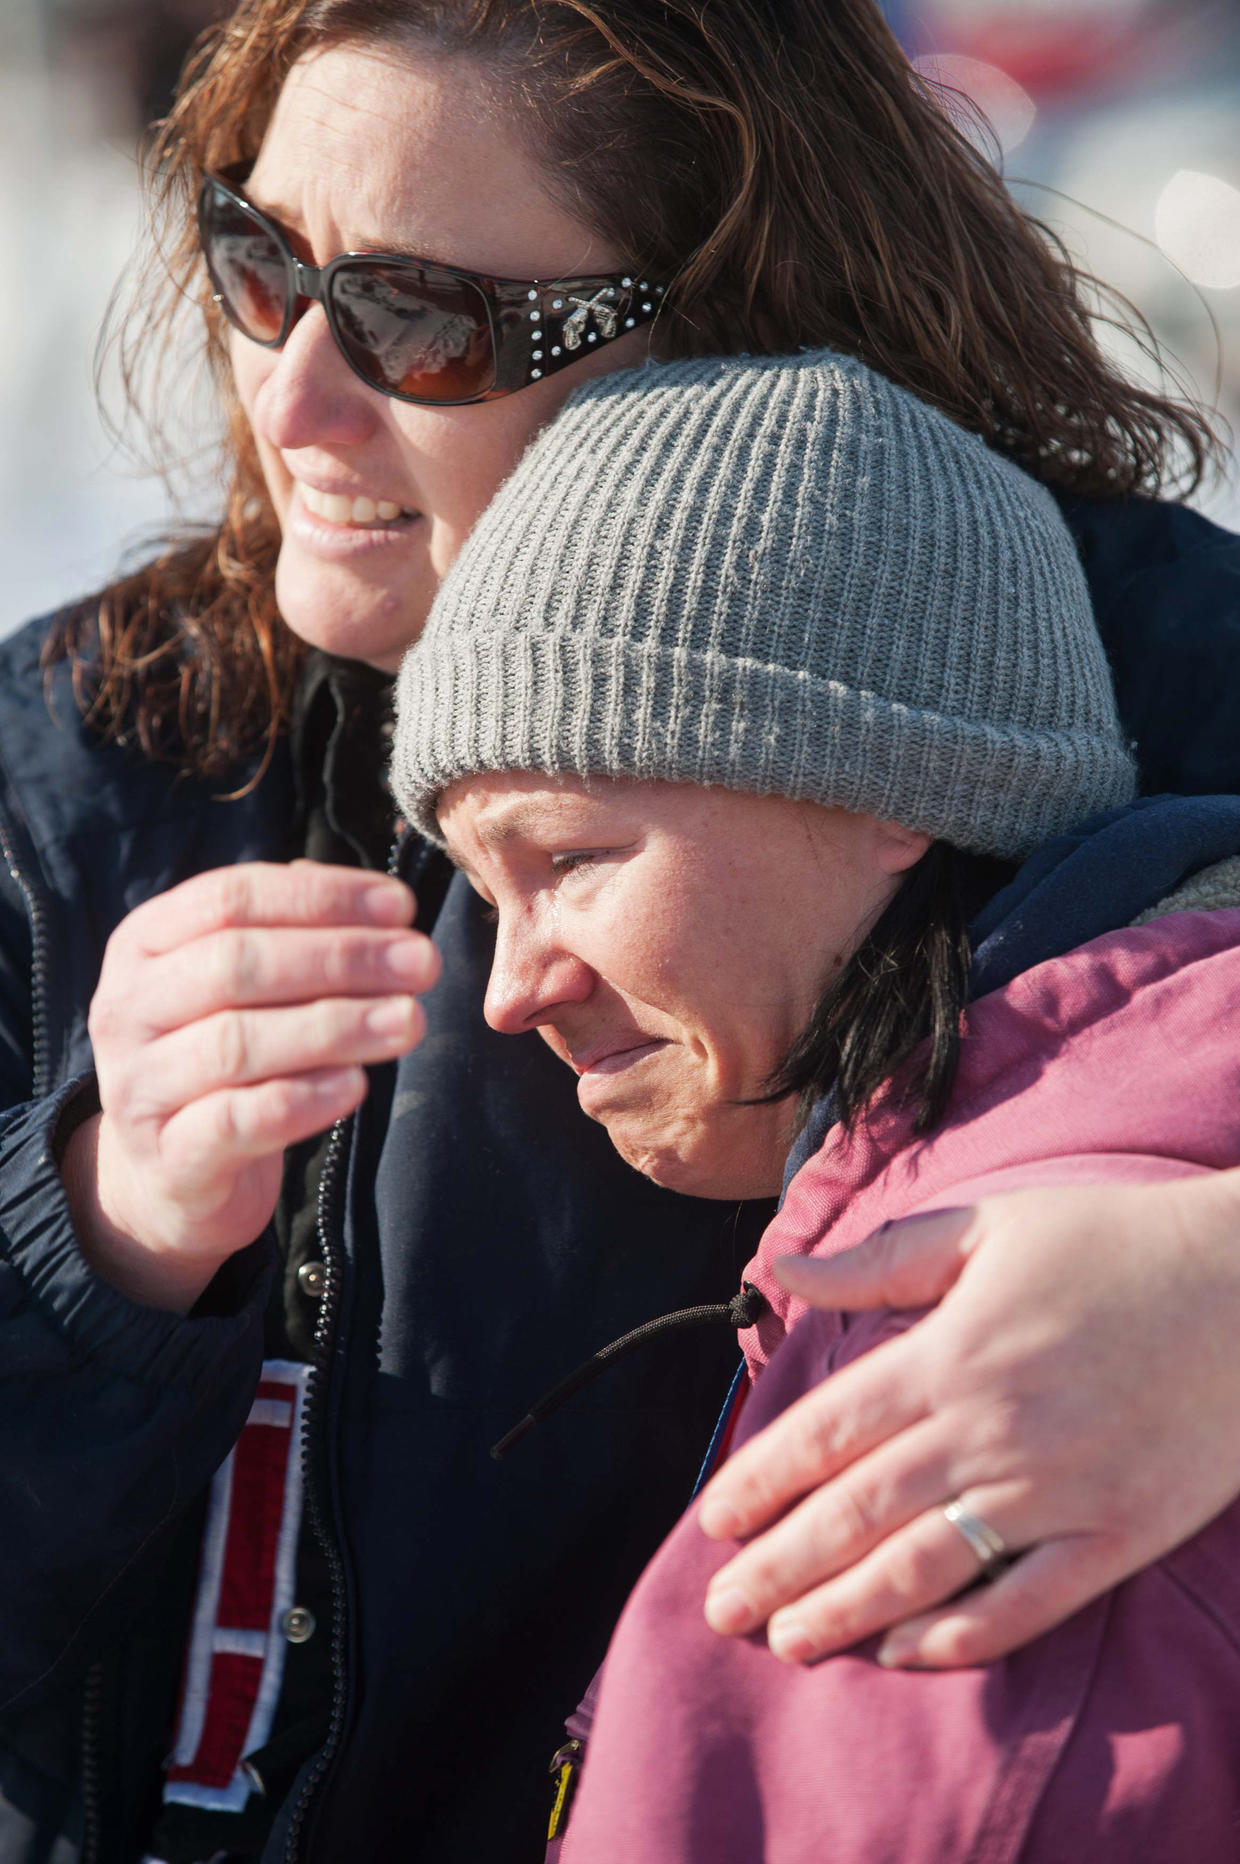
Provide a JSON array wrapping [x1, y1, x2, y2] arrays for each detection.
[[571, 1037, 669, 1122], [285, 482, 424, 559], [294, 479, 418, 527], [569, 1036, 668, 1076]]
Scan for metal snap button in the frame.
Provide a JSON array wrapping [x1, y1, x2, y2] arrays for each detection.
[[297, 1261, 326, 1298], [282, 1606, 316, 1644]]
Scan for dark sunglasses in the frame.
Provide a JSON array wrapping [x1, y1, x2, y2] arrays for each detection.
[[197, 170, 666, 408]]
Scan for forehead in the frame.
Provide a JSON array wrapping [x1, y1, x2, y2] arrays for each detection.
[[438, 771, 620, 848], [249, 41, 610, 277], [434, 769, 800, 863]]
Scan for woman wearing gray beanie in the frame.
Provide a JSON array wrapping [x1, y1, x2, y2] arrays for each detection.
[[393, 350, 1240, 1859]]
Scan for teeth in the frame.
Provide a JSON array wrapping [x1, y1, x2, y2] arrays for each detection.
[[299, 483, 410, 526]]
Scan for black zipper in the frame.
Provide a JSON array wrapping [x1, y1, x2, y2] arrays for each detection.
[[0, 802, 52, 1099], [280, 1102, 353, 1864], [0, 807, 93, 1847], [282, 823, 420, 1861], [0, 801, 106, 1854], [79, 1661, 105, 1864]]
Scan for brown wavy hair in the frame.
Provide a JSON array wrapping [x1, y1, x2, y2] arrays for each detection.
[[49, 0, 1222, 785]]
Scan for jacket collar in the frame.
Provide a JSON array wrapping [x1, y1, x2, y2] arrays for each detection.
[[782, 792, 1240, 1195]]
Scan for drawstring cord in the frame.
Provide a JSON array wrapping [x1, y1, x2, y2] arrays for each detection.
[[491, 1282, 768, 1460]]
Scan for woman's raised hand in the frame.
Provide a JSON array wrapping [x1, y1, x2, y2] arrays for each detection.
[[698, 1173, 1240, 1667], [62, 861, 438, 1312]]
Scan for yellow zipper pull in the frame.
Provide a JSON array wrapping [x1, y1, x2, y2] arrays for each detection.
[[547, 1738, 583, 1841]]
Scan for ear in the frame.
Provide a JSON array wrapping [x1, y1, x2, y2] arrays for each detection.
[[872, 820, 932, 877]]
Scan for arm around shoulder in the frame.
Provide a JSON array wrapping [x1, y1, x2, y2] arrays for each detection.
[[564, 1173, 1240, 1864]]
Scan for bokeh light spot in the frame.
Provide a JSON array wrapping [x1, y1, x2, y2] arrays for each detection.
[[1154, 169, 1240, 291], [913, 53, 1037, 156]]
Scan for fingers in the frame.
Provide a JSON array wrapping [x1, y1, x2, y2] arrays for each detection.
[[110, 994, 425, 1119], [155, 1065, 369, 1198], [699, 1179, 1240, 1676], [753, 1484, 1027, 1665], [106, 925, 438, 1037], [113, 862, 415, 960], [773, 1205, 980, 1314], [874, 1534, 1122, 1670], [704, 1416, 960, 1635], [698, 1326, 927, 1542], [78, 863, 434, 1281]]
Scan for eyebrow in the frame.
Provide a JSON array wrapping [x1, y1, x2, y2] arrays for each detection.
[[442, 793, 618, 878], [243, 183, 453, 272], [438, 803, 547, 880], [474, 803, 559, 849]]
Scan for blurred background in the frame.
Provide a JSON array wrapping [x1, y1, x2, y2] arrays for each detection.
[[2, 0, 1238, 637]]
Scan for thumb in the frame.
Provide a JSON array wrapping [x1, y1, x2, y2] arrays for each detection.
[[774, 1206, 979, 1311]]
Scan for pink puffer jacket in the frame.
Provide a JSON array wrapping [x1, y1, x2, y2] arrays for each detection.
[[562, 910, 1240, 1864]]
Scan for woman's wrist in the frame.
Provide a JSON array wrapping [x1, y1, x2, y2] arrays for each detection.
[[60, 1113, 227, 1314]]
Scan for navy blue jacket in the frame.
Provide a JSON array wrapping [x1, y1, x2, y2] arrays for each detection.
[[0, 493, 1237, 1863]]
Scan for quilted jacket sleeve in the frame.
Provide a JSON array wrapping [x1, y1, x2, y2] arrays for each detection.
[[0, 858, 271, 1713]]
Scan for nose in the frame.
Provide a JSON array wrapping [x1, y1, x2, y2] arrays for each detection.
[[483, 913, 594, 1035], [249, 303, 377, 452]]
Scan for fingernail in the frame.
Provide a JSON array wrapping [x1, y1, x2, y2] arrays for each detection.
[[363, 882, 410, 924], [768, 1619, 815, 1664], [366, 997, 414, 1038], [698, 1499, 743, 1540], [876, 1633, 920, 1669], [384, 938, 431, 980], [703, 1587, 755, 1636]]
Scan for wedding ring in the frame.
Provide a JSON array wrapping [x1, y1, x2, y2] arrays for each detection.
[[943, 1499, 1009, 1580]]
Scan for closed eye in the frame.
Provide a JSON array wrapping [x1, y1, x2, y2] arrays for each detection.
[[550, 848, 621, 878]]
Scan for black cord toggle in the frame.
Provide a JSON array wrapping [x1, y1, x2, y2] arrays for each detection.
[[491, 1282, 769, 1460]]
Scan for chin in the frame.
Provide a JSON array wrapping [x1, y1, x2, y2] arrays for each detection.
[[607, 1119, 782, 1202], [274, 546, 432, 671]]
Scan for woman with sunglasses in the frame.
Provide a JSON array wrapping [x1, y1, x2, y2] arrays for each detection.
[[0, 3, 1237, 1862]]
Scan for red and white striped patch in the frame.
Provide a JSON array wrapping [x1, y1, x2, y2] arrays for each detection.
[[163, 1359, 310, 1812]]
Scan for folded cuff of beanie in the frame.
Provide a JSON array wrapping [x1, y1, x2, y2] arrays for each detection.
[[392, 631, 1137, 859]]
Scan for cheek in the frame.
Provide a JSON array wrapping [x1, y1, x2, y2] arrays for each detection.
[[230, 342, 286, 501], [568, 896, 738, 1058], [229, 330, 264, 422], [612, 894, 734, 1024], [626, 905, 798, 1088], [408, 375, 594, 571]]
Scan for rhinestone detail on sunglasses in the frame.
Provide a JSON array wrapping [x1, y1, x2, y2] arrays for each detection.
[[198, 171, 666, 408]]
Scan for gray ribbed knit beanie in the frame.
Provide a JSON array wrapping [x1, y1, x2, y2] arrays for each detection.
[[392, 350, 1135, 856]]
